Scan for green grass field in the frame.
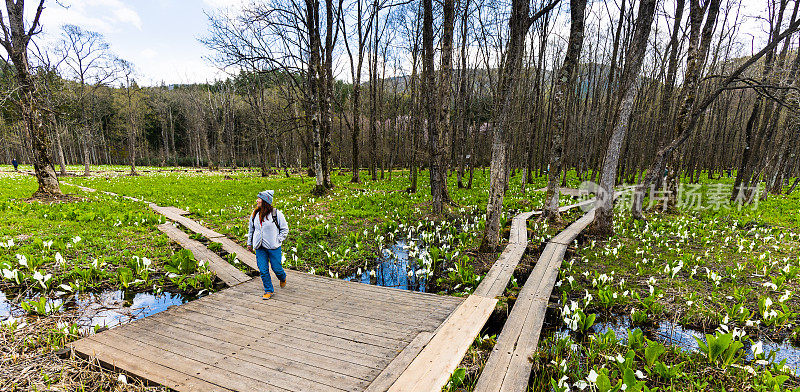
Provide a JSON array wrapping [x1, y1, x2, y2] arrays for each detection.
[[2, 167, 799, 391]]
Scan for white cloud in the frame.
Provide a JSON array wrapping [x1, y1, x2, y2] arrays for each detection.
[[140, 48, 157, 59], [202, 0, 248, 11], [40, 0, 142, 35], [112, 7, 142, 31]]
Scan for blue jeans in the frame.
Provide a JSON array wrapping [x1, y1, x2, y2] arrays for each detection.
[[255, 247, 286, 293]]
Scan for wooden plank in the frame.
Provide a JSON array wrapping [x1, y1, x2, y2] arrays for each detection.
[[187, 300, 409, 355], [71, 339, 230, 392], [80, 333, 284, 391], [207, 236, 258, 270], [551, 208, 596, 245], [225, 276, 455, 319], [473, 245, 559, 392], [167, 307, 391, 368], [365, 331, 435, 392], [473, 209, 535, 299], [508, 210, 535, 244], [202, 289, 439, 338], [172, 215, 227, 239], [206, 252, 461, 312], [162, 316, 380, 381], [151, 206, 226, 239], [157, 223, 249, 286], [559, 198, 595, 212], [109, 326, 347, 392], [474, 207, 587, 391], [473, 244, 526, 298], [229, 273, 461, 319], [501, 298, 550, 391], [126, 321, 368, 391], [224, 280, 455, 325], [387, 295, 497, 392], [211, 283, 437, 335], [229, 274, 457, 313], [195, 297, 412, 350], [164, 206, 190, 215]]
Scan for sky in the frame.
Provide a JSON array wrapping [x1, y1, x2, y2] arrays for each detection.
[[34, 0, 246, 86], [24, 0, 776, 87]]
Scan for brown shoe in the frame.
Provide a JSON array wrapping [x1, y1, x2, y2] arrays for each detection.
[[262, 293, 273, 300], [280, 280, 286, 289]]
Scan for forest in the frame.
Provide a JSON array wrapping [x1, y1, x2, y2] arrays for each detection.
[[3, 0, 794, 200], [2, 0, 800, 391]]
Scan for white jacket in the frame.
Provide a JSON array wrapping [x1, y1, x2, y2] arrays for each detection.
[[246, 210, 289, 250]]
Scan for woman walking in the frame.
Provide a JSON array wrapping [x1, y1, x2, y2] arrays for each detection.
[[247, 190, 289, 299]]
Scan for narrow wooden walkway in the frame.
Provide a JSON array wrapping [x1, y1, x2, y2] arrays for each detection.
[[386, 193, 596, 392], [532, 186, 588, 197], [157, 223, 250, 286], [474, 190, 628, 392], [473, 211, 593, 392]]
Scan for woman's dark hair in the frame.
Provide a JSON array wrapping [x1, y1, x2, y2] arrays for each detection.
[[252, 200, 274, 224]]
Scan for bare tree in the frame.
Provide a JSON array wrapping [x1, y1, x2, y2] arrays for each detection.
[[339, 0, 376, 183], [116, 59, 140, 175], [204, 0, 335, 193], [428, 0, 455, 212], [56, 24, 117, 176], [0, 0, 60, 196], [587, 0, 657, 236], [479, 0, 560, 250], [542, 0, 587, 223]]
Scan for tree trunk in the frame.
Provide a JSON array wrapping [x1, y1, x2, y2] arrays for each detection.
[[2, 1, 61, 196], [321, 0, 334, 189], [126, 79, 138, 176], [81, 118, 91, 176], [307, 0, 326, 194], [52, 115, 67, 176], [588, 0, 656, 237], [478, 0, 543, 250], [456, 0, 471, 189], [369, 0, 379, 181], [543, 0, 587, 223], [430, 0, 455, 213], [632, 0, 723, 219]]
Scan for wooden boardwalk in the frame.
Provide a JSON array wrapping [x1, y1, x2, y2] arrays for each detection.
[[67, 190, 482, 392], [473, 213, 592, 392], [387, 196, 599, 391], [157, 223, 250, 286], [71, 270, 464, 391], [63, 178, 602, 391], [475, 191, 629, 392]]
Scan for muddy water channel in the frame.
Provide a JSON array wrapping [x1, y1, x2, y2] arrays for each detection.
[[556, 317, 800, 376], [1, 289, 196, 329], [345, 240, 428, 292]]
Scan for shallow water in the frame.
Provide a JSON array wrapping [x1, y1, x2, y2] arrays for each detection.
[[72, 290, 190, 328], [592, 318, 800, 376], [0, 291, 15, 319], [345, 240, 427, 292], [0, 289, 192, 329]]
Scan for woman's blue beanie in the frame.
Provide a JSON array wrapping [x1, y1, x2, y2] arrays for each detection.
[[258, 190, 274, 205]]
